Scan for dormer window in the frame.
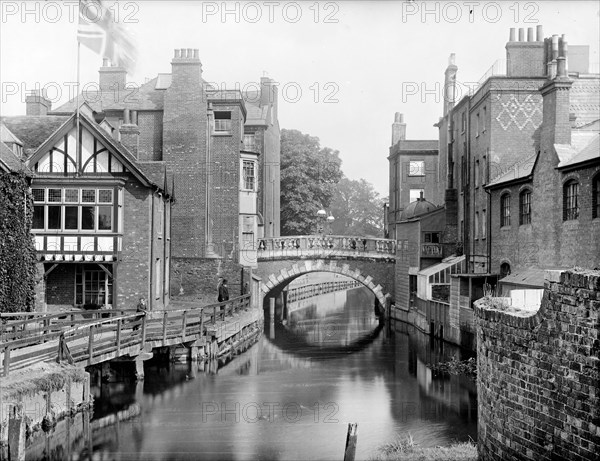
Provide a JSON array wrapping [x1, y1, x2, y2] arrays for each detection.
[[214, 111, 232, 133]]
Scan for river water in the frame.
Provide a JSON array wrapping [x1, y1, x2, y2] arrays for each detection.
[[26, 281, 477, 461]]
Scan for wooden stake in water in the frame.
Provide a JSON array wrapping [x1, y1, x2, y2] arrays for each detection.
[[343, 423, 358, 461]]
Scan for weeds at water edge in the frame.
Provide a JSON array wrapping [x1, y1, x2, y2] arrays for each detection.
[[371, 434, 478, 461]]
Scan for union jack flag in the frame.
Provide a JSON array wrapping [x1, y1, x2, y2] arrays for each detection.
[[77, 0, 137, 71]]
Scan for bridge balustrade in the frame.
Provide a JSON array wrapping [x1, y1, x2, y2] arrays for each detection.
[[257, 235, 396, 260]]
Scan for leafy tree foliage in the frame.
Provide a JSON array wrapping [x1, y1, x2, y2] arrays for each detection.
[[280, 129, 342, 235], [329, 177, 385, 237], [0, 171, 37, 312]]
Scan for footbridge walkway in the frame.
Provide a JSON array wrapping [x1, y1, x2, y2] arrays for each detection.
[[0, 295, 254, 377]]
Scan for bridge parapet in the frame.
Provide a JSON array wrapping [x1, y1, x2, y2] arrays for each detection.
[[257, 235, 396, 261]]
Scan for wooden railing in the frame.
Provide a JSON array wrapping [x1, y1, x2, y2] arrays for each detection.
[[1, 294, 252, 376], [257, 235, 396, 260]]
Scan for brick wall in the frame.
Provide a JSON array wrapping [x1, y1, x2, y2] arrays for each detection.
[[45, 264, 75, 306], [170, 257, 245, 300], [475, 269, 600, 461], [138, 111, 163, 161]]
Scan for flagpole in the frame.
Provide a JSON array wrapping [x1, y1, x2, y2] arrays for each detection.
[[75, 38, 81, 176]]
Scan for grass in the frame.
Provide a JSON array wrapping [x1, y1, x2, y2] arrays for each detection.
[[1, 362, 87, 400], [371, 434, 478, 461]]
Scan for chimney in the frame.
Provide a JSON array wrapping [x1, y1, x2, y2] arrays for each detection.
[[260, 77, 278, 122], [170, 48, 202, 88], [25, 89, 51, 115], [506, 25, 546, 77], [99, 59, 127, 91], [540, 34, 572, 146], [391, 113, 406, 145], [443, 53, 458, 115], [119, 108, 140, 158]]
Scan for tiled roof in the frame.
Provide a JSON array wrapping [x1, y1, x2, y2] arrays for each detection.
[[0, 116, 70, 156], [487, 153, 538, 187], [0, 141, 27, 173], [52, 77, 166, 113], [0, 123, 23, 145]]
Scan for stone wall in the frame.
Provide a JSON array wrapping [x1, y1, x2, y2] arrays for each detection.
[[475, 269, 600, 461]]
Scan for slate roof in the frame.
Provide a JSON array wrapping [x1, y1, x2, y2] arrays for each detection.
[[487, 153, 538, 188], [499, 268, 548, 289], [0, 123, 23, 145], [0, 116, 70, 156], [390, 140, 439, 156], [570, 78, 600, 128], [556, 132, 600, 169]]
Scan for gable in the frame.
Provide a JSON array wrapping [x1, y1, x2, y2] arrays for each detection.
[[32, 122, 126, 175]]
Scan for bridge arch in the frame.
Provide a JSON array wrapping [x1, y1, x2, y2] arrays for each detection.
[[258, 259, 392, 309]]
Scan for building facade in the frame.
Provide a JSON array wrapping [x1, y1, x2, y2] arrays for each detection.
[[2, 102, 173, 311], [49, 50, 280, 295]]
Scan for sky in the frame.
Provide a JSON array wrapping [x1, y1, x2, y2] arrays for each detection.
[[1, 1, 599, 196]]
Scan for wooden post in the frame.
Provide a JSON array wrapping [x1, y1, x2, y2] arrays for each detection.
[[199, 308, 204, 336], [212, 305, 217, 323], [88, 325, 94, 366], [162, 311, 168, 344], [343, 423, 358, 461], [141, 314, 147, 346], [182, 310, 187, 340], [116, 319, 122, 356], [8, 403, 26, 461], [3, 345, 10, 377]]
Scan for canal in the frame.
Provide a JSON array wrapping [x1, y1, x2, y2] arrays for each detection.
[[25, 275, 477, 460]]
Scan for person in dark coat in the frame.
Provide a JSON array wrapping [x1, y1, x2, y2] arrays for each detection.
[[218, 279, 230, 302]]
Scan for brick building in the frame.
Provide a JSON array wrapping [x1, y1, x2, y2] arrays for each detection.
[[389, 26, 599, 346], [50, 50, 280, 295], [387, 113, 440, 240], [486, 34, 600, 288], [1, 101, 173, 311]]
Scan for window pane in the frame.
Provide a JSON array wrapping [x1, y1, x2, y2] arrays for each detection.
[[82, 189, 95, 203], [48, 189, 62, 202], [48, 206, 61, 229], [32, 189, 45, 202], [65, 189, 79, 202], [82, 206, 95, 230], [65, 206, 79, 230], [98, 190, 112, 203], [33, 206, 45, 229], [98, 206, 112, 230]]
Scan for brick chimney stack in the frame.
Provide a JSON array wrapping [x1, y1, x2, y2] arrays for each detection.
[[540, 34, 572, 146], [260, 77, 278, 123], [25, 89, 51, 115], [99, 58, 127, 91], [170, 48, 202, 88], [506, 25, 546, 77], [119, 108, 140, 158], [443, 53, 458, 115], [391, 113, 406, 146]]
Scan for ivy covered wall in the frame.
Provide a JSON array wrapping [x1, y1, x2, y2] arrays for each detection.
[[0, 171, 37, 312]]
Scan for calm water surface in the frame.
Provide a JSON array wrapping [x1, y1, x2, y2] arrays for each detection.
[[26, 283, 477, 461]]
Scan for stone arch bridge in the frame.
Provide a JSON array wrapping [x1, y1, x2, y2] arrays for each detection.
[[254, 235, 396, 308]]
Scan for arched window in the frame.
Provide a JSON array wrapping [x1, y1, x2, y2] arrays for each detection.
[[501, 193, 511, 227], [500, 262, 511, 278], [593, 174, 600, 219], [563, 180, 579, 220], [519, 189, 531, 225]]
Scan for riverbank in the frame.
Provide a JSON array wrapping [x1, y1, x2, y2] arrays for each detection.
[[371, 435, 477, 461]]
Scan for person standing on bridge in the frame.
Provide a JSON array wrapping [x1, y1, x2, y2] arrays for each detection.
[[218, 279, 230, 302]]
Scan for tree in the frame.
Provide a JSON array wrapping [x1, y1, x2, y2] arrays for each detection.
[[280, 129, 342, 235], [329, 177, 385, 237], [0, 171, 37, 312]]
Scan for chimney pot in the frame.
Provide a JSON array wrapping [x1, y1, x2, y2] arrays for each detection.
[[509, 28, 516, 41], [187, 48, 193, 58], [124, 108, 131, 124], [103, 58, 110, 67], [174, 49, 180, 58], [518, 28, 525, 41], [536, 25, 543, 42], [527, 27, 534, 42], [180, 48, 186, 58], [448, 53, 456, 66], [552, 34, 559, 60], [557, 57, 567, 77], [193, 49, 199, 59]]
